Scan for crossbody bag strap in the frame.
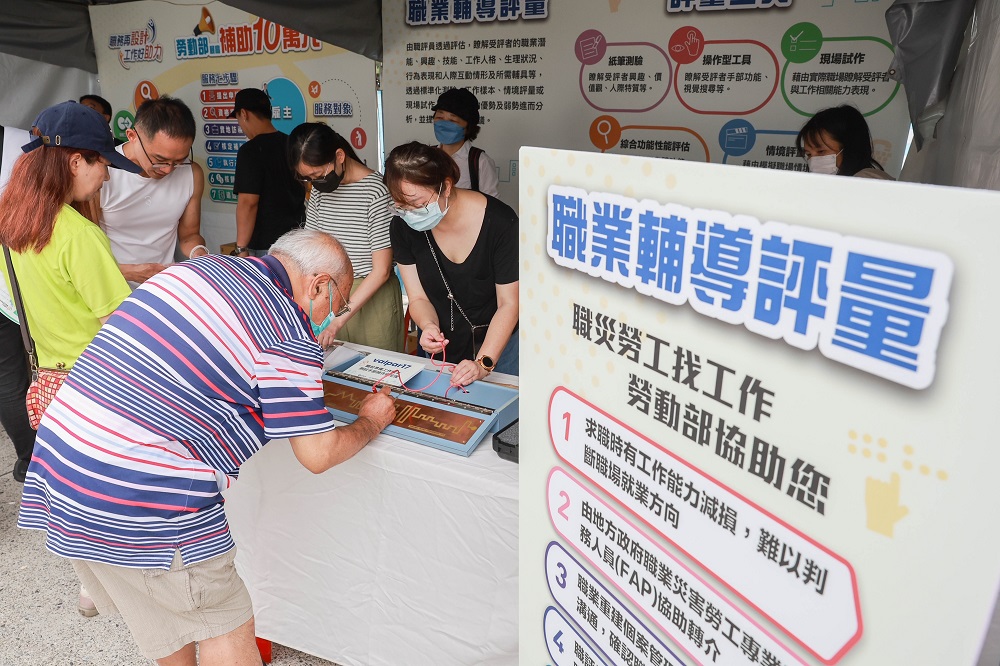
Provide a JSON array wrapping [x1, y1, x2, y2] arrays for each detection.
[[3, 245, 38, 371], [425, 231, 479, 333], [468, 146, 483, 193]]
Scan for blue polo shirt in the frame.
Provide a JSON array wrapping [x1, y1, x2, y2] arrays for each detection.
[[18, 254, 336, 569]]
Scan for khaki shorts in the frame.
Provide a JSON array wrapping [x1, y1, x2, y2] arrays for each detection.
[[71, 549, 253, 660]]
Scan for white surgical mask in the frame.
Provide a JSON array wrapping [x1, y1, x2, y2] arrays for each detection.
[[808, 152, 841, 175], [394, 186, 450, 232], [400, 201, 448, 232]]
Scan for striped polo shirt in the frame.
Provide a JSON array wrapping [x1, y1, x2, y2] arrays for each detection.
[[18, 255, 336, 569], [304, 172, 392, 279]]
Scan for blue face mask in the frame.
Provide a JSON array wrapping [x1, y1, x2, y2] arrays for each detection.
[[434, 119, 466, 145], [309, 282, 336, 336]]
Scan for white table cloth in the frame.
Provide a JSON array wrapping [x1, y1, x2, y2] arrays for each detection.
[[225, 348, 518, 665]]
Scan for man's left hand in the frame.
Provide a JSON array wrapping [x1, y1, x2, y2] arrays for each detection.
[[121, 262, 169, 283], [315, 317, 348, 348]]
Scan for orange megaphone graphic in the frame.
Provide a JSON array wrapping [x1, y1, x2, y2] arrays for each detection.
[[193, 7, 215, 36]]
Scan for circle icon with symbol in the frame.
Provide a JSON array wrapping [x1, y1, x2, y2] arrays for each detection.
[[718, 118, 756, 157], [589, 115, 621, 152], [668, 26, 704, 65], [113, 110, 135, 143], [308, 81, 322, 99], [351, 128, 367, 150], [264, 77, 306, 135], [575, 29, 607, 66], [133, 80, 159, 111], [782, 22, 823, 64]]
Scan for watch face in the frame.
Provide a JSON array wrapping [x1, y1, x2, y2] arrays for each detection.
[[480, 355, 495, 370]]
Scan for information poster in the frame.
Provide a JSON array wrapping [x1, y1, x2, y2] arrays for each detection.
[[519, 147, 1000, 665], [88, 0, 377, 251], [382, 0, 909, 209]]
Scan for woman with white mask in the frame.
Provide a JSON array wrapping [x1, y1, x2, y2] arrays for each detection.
[[796, 105, 894, 180], [384, 142, 518, 387]]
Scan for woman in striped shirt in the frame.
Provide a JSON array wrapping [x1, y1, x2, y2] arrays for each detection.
[[288, 123, 404, 352]]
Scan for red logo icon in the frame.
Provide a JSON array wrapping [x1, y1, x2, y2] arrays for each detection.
[[351, 128, 367, 149]]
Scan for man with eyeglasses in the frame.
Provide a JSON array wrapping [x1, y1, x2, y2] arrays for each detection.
[[97, 96, 208, 286], [17, 228, 396, 664]]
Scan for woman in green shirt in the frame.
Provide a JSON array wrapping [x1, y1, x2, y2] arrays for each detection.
[[0, 101, 140, 476], [0, 100, 143, 620]]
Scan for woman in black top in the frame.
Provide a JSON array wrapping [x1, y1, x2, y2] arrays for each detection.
[[384, 141, 518, 387]]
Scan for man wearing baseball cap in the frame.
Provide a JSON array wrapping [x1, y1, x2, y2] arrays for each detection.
[[431, 87, 499, 197], [229, 87, 304, 257]]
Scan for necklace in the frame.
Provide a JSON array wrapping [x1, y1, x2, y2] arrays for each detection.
[[424, 232, 488, 353]]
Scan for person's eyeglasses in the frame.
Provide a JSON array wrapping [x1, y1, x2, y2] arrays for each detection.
[[386, 185, 442, 217], [133, 131, 193, 171], [295, 162, 338, 184], [328, 277, 352, 317]]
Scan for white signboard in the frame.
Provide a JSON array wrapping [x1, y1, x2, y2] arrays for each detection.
[[520, 147, 1000, 665], [382, 0, 909, 209], [343, 353, 424, 387]]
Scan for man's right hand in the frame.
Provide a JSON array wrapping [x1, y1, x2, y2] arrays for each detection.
[[289, 386, 397, 474], [120, 263, 169, 284], [358, 386, 397, 431]]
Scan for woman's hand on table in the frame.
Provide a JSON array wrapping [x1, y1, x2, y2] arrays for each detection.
[[449, 359, 489, 388]]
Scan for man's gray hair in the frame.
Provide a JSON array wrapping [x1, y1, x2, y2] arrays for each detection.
[[269, 229, 352, 279]]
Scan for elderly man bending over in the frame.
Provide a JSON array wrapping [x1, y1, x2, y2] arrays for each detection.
[[17, 229, 396, 665]]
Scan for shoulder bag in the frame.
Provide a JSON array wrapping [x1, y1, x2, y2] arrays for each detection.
[[2, 245, 70, 429]]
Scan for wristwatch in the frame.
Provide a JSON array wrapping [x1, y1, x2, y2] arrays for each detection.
[[230, 245, 250, 256], [476, 355, 495, 373]]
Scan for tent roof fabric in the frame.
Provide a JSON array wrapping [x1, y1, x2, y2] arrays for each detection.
[[0, 0, 381, 74]]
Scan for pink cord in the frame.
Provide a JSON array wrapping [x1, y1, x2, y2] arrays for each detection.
[[371, 344, 470, 398]]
